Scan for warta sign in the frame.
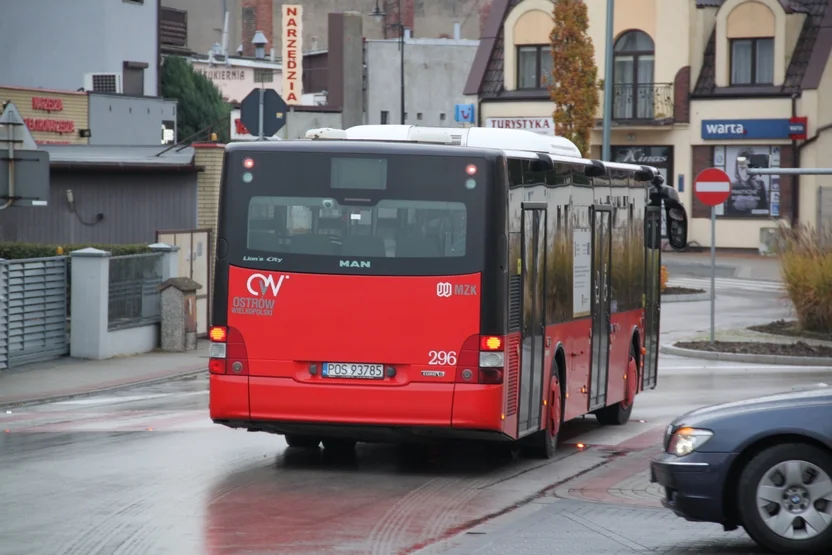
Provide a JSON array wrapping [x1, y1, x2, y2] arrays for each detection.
[[282, 5, 303, 105]]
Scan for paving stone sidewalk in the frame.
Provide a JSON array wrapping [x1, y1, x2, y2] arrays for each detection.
[[428, 499, 763, 554], [0, 341, 208, 408]]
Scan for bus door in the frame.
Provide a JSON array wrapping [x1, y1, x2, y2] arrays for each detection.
[[643, 206, 662, 389], [588, 205, 613, 411], [518, 202, 547, 435]]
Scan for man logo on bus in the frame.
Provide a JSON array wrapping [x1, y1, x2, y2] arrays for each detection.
[[246, 273, 289, 297]]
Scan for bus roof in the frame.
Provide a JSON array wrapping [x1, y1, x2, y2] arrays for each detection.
[[303, 125, 661, 181]]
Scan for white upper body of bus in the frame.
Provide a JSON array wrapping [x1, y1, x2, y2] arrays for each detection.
[[303, 125, 662, 182]]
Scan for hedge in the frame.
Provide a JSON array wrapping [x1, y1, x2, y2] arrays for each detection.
[[0, 242, 153, 260]]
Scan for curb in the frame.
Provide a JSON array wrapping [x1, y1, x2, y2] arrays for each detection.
[[660, 343, 832, 367], [0, 367, 207, 410], [661, 292, 710, 303]]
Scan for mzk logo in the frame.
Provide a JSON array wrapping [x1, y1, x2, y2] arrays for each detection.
[[340, 260, 371, 268]]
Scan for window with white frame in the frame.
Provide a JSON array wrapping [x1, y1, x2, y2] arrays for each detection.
[[730, 38, 774, 85], [517, 45, 552, 90]]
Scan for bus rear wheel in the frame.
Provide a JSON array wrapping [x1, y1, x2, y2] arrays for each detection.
[[525, 370, 563, 459], [594, 343, 637, 426], [284, 434, 321, 448]]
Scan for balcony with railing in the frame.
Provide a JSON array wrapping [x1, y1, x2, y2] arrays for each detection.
[[595, 83, 675, 126]]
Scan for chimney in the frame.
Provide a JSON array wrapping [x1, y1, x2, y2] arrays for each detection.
[[384, 0, 414, 37], [241, 0, 274, 57], [453, 22, 461, 40], [479, 0, 493, 38]]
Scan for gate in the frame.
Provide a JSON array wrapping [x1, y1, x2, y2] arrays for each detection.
[[156, 229, 212, 337], [0, 257, 70, 368]]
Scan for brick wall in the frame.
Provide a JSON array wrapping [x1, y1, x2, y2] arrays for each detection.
[[195, 144, 225, 293], [673, 67, 690, 124], [241, 0, 274, 57], [690, 145, 794, 220]]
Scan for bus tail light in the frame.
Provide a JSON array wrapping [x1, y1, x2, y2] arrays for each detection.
[[455, 335, 506, 385], [208, 325, 249, 376]]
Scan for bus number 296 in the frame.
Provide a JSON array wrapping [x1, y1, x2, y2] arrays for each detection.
[[428, 351, 457, 365]]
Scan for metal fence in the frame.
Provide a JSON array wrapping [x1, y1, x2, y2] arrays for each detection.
[[0, 257, 70, 369], [107, 253, 164, 331]]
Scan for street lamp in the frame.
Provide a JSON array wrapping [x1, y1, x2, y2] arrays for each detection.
[[252, 31, 269, 140], [370, 0, 405, 125]]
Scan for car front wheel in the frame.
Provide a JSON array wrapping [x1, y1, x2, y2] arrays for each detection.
[[737, 443, 832, 554]]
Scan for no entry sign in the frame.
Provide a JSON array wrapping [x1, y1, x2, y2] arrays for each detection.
[[694, 167, 732, 207]]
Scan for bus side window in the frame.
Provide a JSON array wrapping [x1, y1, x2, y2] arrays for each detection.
[[507, 158, 524, 188]]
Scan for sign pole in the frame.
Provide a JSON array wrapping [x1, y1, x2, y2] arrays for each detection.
[[258, 86, 265, 141], [693, 167, 733, 346], [710, 206, 716, 344]]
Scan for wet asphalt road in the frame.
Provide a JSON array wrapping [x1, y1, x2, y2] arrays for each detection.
[[1, 284, 830, 555]]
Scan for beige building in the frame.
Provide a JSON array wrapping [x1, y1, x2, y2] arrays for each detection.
[[0, 86, 89, 145], [464, 0, 832, 248]]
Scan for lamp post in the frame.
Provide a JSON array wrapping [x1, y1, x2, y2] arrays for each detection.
[[370, 0, 405, 124], [601, 0, 614, 161], [252, 30, 268, 140]]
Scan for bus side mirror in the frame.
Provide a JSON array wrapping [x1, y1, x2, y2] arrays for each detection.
[[664, 197, 688, 250]]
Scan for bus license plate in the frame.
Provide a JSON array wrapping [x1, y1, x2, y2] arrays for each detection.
[[322, 363, 385, 379]]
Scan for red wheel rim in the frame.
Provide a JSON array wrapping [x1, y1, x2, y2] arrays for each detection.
[[623, 356, 638, 409], [549, 379, 561, 437]]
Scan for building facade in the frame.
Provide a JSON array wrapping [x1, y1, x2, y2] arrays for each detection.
[[0, 87, 90, 145], [191, 56, 282, 104], [88, 93, 178, 146], [366, 35, 479, 128], [162, 0, 493, 56], [0, 0, 160, 96], [465, 0, 832, 248]]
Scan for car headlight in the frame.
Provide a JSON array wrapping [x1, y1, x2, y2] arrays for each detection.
[[666, 427, 713, 457]]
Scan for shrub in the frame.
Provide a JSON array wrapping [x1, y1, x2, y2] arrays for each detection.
[[777, 222, 832, 333], [0, 242, 152, 260], [660, 265, 669, 292]]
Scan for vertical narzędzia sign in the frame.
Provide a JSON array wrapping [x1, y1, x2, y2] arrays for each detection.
[[282, 5, 303, 105]]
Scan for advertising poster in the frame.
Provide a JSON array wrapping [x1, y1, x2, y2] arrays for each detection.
[[572, 228, 592, 318], [712, 146, 778, 217]]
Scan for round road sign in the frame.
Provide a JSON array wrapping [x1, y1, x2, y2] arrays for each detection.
[[694, 167, 732, 207]]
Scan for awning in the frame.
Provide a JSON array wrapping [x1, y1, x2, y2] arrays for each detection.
[[41, 144, 201, 173]]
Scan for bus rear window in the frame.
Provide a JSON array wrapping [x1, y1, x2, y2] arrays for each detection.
[[247, 197, 467, 258]]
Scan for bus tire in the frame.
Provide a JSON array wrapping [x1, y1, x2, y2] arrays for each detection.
[[285, 434, 321, 448], [525, 360, 564, 459], [594, 343, 637, 426]]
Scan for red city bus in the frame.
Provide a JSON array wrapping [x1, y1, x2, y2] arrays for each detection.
[[208, 125, 688, 458]]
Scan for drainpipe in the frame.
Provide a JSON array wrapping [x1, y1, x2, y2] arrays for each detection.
[[791, 93, 800, 225]]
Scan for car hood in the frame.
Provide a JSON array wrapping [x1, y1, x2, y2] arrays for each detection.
[[672, 384, 832, 428]]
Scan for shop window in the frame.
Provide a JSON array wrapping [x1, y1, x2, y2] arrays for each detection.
[[517, 45, 552, 90], [730, 38, 774, 85]]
